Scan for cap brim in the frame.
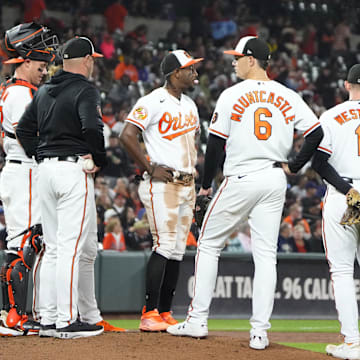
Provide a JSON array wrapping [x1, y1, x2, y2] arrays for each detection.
[[92, 52, 103, 58], [223, 50, 244, 56], [3, 58, 25, 64], [180, 58, 204, 68]]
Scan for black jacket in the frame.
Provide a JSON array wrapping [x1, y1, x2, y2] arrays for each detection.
[[16, 70, 106, 167]]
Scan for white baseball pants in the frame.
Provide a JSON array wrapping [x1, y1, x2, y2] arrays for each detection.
[[322, 184, 360, 344], [138, 175, 195, 261], [187, 167, 286, 336], [37, 159, 101, 328]]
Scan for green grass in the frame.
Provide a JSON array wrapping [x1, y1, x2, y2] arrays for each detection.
[[109, 318, 340, 354], [278, 342, 328, 354], [109, 318, 341, 333]]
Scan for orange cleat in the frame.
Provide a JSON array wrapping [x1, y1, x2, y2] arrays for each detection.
[[160, 311, 178, 325], [139, 306, 169, 332], [96, 320, 126, 332]]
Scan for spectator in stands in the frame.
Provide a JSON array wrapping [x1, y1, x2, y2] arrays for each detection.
[[120, 205, 137, 231], [24, 0, 46, 22], [100, 33, 115, 60], [104, 0, 128, 34], [124, 219, 152, 250], [114, 55, 139, 82], [126, 24, 148, 45], [277, 222, 295, 253], [290, 175, 308, 199], [108, 74, 132, 112], [103, 217, 126, 252], [292, 223, 310, 253], [283, 203, 311, 239], [308, 220, 324, 253]]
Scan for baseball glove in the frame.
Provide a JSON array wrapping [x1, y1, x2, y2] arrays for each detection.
[[194, 195, 212, 228], [340, 205, 360, 226], [346, 188, 360, 209]]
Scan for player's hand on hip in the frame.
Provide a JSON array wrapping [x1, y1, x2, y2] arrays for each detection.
[[199, 187, 213, 196], [81, 154, 100, 174], [151, 165, 175, 183], [281, 163, 295, 176]]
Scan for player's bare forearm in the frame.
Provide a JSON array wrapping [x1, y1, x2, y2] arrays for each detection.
[[120, 123, 174, 182]]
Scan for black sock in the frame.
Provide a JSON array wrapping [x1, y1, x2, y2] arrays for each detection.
[[158, 259, 180, 313], [145, 252, 167, 311]]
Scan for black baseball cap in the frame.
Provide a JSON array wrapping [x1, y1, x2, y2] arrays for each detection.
[[62, 36, 103, 60], [347, 64, 360, 84], [161, 50, 203, 77], [224, 36, 270, 61]]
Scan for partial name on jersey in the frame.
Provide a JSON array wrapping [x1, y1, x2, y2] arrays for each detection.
[[230, 90, 295, 124], [159, 110, 197, 140], [333, 108, 360, 125]]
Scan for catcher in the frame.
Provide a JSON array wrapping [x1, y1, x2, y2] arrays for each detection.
[[311, 64, 360, 359]]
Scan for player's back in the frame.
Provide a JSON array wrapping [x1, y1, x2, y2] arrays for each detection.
[[209, 79, 319, 176], [319, 100, 360, 179]]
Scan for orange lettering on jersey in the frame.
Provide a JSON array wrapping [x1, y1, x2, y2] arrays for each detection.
[[267, 92, 275, 104], [282, 105, 292, 117], [279, 100, 290, 111], [350, 109, 357, 119], [285, 115, 295, 124], [238, 96, 249, 108], [158, 112, 172, 134], [274, 96, 283, 108], [233, 104, 245, 114], [259, 91, 266, 102], [159, 111, 197, 140], [245, 92, 255, 104], [231, 113, 242, 122], [253, 91, 259, 102], [334, 115, 344, 124], [341, 111, 349, 122]]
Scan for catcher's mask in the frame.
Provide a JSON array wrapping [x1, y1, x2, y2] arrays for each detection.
[[3, 22, 58, 64]]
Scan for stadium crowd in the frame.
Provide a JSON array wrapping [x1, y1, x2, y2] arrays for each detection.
[[0, 0, 359, 253]]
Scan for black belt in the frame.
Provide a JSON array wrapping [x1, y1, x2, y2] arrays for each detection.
[[7, 159, 22, 164], [273, 162, 282, 168], [39, 156, 79, 163], [4, 130, 16, 139], [343, 177, 353, 184]]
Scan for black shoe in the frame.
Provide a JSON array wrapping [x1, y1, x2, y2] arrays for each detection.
[[56, 321, 104, 339], [39, 324, 57, 337]]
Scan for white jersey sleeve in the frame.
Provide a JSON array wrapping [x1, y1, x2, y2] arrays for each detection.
[[317, 114, 332, 155], [126, 95, 159, 131], [208, 91, 231, 139], [292, 93, 320, 136]]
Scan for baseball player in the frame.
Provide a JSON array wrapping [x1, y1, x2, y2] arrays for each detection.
[[16, 37, 108, 339], [0, 22, 58, 336], [167, 36, 323, 349], [312, 64, 360, 360], [120, 50, 202, 331]]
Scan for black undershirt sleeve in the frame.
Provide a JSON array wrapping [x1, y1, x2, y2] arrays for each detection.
[[288, 126, 324, 173], [202, 133, 226, 189], [311, 150, 351, 195]]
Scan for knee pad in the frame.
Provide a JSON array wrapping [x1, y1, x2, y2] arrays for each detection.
[[22, 224, 43, 269]]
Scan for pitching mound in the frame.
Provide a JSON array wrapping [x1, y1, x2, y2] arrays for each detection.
[[1, 331, 335, 360]]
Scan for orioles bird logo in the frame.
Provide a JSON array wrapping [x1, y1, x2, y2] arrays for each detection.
[[134, 106, 148, 120]]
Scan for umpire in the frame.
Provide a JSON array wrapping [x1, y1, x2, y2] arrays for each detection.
[[16, 37, 106, 339]]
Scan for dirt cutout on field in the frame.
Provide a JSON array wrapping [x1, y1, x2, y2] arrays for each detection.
[[0, 331, 337, 360]]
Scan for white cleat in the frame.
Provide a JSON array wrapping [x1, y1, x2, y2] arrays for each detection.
[[326, 343, 360, 360], [249, 335, 269, 350], [167, 321, 208, 338]]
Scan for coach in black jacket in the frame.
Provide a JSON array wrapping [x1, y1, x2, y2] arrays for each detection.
[[16, 37, 108, 339]]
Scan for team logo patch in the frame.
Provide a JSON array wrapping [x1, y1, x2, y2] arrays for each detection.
[[133, 106, 148, 120], [211, 112, 218, 124]]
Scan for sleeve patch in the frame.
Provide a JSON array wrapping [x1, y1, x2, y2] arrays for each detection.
[[133, 106, 148, 121]]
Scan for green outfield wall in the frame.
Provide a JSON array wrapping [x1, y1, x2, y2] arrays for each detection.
[[0, 250, 357, 318]]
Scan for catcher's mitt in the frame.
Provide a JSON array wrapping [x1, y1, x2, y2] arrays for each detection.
[[194, 195, 212, 228], [340, 205, 360, 226]]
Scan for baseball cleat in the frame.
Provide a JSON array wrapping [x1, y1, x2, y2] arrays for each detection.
[[39, 324, 57, 337], [96, 320, 126, 332], [167, 321, 208, 338], [139, 307, 169, 332], [249, 335, 269, 350], [0, 310, 39, 336], [160, 311, 178, 325], [56, 321, 104, 339], [326, 342, 360, 359]]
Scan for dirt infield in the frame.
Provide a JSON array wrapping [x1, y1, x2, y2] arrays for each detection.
[[1, 331, 339, 360]]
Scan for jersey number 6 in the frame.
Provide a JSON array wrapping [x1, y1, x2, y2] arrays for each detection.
[[254, 107, 272, 140]]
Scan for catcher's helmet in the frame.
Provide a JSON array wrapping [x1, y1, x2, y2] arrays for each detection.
[[3, 22, 58, 64]]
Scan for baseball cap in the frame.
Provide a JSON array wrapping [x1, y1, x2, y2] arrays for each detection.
[[347, 64, 360, 84], [224, 36, 270, 61], [62, 36, 103, 60], [161, 50, 203, 77]]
